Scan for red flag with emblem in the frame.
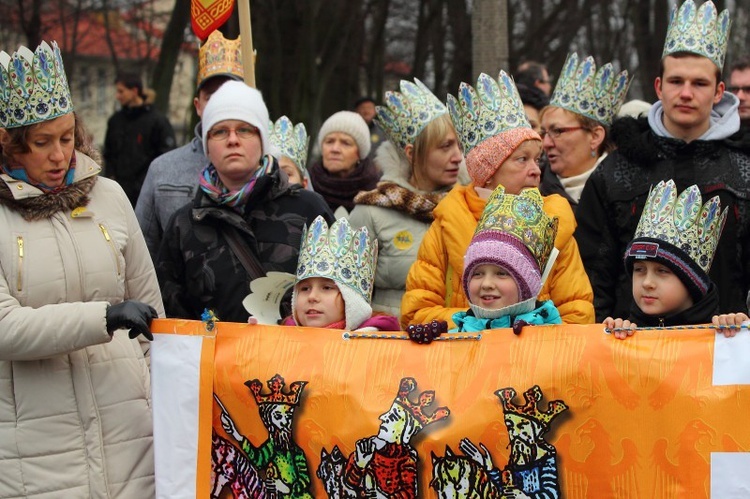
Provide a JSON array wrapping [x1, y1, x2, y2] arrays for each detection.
[[191, 0, 235, 40]]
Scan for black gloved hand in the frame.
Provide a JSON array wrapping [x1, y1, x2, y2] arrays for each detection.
[[106, 300, 158, 341], [407, 319, 448, 344]]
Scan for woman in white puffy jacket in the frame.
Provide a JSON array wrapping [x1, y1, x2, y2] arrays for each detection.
[[0, 41, 163, 498]]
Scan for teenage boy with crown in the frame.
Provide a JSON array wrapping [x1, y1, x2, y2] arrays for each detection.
[[452, 185, 563, 332], [576, 0, 750, 322], [282, 216, 401, 331], [604, 180, 749, 339], [136, 30, 245, 261]]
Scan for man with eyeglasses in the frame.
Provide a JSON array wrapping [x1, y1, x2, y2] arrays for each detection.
[[575, 0, 750, 322], [728, 57, 750, 127]]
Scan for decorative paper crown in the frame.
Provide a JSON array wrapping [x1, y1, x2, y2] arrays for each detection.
[[496, 385, 568, 431], [270, 116, 309, 170], [474, 186, 558, 273], [663, 0, 730, 70], [296, 216, 378, 302], [394, 377, 450, 428], [447, 71, 530, 157], [375, 78, 447, 151], [633, 180, 726, 274], [0, 41, 73, 129], [245, 374, 307, 406], [550, 53, 630, 126], [196, 30, 244, 88]]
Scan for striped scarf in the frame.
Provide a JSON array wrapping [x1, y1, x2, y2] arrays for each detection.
[[199, 155, 273, 209], [2, 152, 77, 193]]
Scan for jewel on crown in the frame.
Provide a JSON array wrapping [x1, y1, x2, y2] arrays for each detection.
[[296, 216, 378, 303], [375, 78, 448, 151], [496, 385, 568, 431], [662, 0, 730, 71], [196, 30, 243, 87], [0, 40, 73, 129], [634, 180, 727, 274], [394, 377, 450, 428], [549, 53, 630, 126], [246, 374, 307, 406], [270, 116, 309, 171], [475, 186, 558, 273], [447, 71, 530, 157]]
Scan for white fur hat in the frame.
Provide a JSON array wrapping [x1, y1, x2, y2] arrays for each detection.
[[202, 80, 270, 155], [317, 111, 371, 159]]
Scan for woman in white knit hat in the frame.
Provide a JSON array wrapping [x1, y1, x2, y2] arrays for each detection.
[[157, 81, 333, 322], [308, 110, 381, 216]]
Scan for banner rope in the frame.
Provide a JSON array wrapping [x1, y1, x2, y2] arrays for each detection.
[[605, 324, 747, 334], [342, 332, 482, 341]]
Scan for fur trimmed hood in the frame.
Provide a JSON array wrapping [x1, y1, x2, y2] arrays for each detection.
[[0, 152, 101, 221]]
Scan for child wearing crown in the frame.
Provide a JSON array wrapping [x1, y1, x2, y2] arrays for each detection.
[[269, 116, 310, 188], [604, 180, 748, 339], [451, 185, 563, 332], [282, 216, 401, 331]]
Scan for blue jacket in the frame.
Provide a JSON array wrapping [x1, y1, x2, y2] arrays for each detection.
[[451, 300, 562, 332]]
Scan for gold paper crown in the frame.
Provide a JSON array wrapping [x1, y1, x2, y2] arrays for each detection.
[[496, 386, 568, 431], [447, 71, 531, 157], [375, 78, 447, 151], [663, 0, 730, 70], [196, 30, 244, 88], [633, 180, 726, 274], [270, 116, 309, 170], [296, 216, 378, 302], [394, 377, 450, 428], [550, 53, 630, 126], [245, 374, 307, 406], [474, 186, 558, 273], [0, 41, 73, 129]]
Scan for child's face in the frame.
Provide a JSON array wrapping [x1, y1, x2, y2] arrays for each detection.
[[486, 140, 542, 193], [632, 260, 694, 316], [468, 264, 520, 310], [294, 277, 345, 327], [279, 157, 306, 187]]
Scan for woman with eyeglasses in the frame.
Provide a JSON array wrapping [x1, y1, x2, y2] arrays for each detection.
[[156, 81, 333, 322], [539, 53, 630, 211]]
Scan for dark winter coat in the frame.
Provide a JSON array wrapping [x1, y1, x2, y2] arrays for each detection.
[[575, 117, 750, 321], [104, 104, 176, 206], [156, 162, 333, 322]]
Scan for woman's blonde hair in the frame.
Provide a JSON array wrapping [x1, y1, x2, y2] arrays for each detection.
[[410, 113, 456, 179]]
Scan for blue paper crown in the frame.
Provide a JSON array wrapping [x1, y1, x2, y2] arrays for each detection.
[[662, 0, 730, 70], [0, 41, 73, 129], [447, 71, 530, 157], [269, 116, 309, 171], [549, 53, 630, 126]]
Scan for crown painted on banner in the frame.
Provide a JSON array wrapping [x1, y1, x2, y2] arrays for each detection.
[[447, 71, 531, 157], [496, 386, 568, 431], [296, 216, 378, 302], [196, 30, 244, 88], [0, 41, 73, 129], [246, 374, 307, 406], [270, 116, 309, 170], [394, 377, 450, 428], [375, 78, 447, 151], [475, 186, 558, 272], [549, 53, 630, 126], [634, 180, 726, 274], [663, 0, 730, 70]]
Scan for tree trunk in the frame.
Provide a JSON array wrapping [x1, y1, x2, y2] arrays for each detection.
[[151, 0, 190, 114]]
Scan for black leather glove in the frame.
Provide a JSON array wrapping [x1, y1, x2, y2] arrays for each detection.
[[407, 320, 448, 344], [106, 300, 158, 341]]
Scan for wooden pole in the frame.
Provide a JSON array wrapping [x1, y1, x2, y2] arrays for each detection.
[[237, 0, 256, 88]]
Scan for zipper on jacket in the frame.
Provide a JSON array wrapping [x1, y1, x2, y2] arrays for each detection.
[[16, 236, 23, 292], [99, 224, 122, 276]]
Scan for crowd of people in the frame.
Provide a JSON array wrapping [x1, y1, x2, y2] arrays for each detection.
[[1, 0, 750, 496]]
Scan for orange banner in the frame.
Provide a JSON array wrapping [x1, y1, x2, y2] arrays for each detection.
[[152, 320, 750, 497], [191, 0, 235, 40]]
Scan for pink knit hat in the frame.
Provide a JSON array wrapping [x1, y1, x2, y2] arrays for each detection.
[[466, 127, 541, 187], [462, 231, 542, 303]]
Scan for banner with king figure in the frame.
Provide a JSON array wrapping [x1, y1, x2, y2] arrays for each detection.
[[151, 319, 750, 498]]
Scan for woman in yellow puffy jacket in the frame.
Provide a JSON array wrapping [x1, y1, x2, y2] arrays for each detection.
[[401, 71, 594, 329]]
